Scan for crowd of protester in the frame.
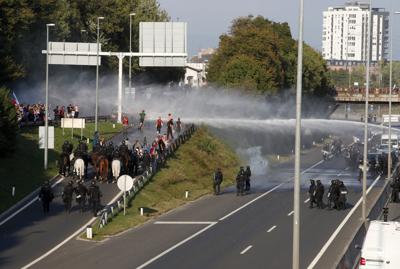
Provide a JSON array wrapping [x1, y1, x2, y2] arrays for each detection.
[[14, 103, 79, 124]]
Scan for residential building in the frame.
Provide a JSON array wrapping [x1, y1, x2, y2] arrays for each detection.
[[322, 1, 389, 68]]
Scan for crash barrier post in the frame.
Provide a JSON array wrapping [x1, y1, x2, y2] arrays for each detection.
[[97, 124, 197, 230], [334, 164, 399, 269]]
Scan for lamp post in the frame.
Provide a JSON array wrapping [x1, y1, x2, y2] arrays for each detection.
[[362, 0, 372, 225], [95, 16, 104, 132], [129, 13, 136, 100], [44, 23, 55, 170], [389, 12, 400, 181], [292, 0, 304, 268]]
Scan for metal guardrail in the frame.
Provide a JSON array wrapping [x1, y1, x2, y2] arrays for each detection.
[[18, 115, 112, 128], [97, 124, 197, 229]]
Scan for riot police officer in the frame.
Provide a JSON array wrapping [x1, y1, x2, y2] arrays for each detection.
[[62, 180, 74, 213], [308, 179, 316, 208], [337, 181, 348, 210], [39, 180, 54, 214], [236, 167, 246, 196], [88, 181, 102, 216], [315, 180, 325, 209], [245, 166, 252, 192], [75, 180, 88, 212], [327, 180, 337, 209], [213, 168, 223, 195]]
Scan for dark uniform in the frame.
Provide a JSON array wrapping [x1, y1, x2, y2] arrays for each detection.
[[308, 179, 316, 208], [315, 180, 324, 209], [236, 167, 246, 196], [327, 180, 337, 209], [390, 180, 400, 203], [75, 181, 88, 212], [213, 168, 223, 195], [39, 181, 54, 214], [88, 181, 102, 216], [337, 181, 348, 210], [245, 166, 252, 192], [62, 181, 74, 213]]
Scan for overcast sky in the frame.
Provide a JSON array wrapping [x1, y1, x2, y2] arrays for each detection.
[[158, 0, 400, 59]]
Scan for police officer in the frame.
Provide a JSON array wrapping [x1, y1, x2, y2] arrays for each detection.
[[75, 180, 88, 212], [308, 179, 316, 208], [62, 180, 74, 213], [245, 166, 252, 192], [338, 181, 348, 210], [119, 140, 129, 153], [327, 180, 337, 209], [39, 180, 54, 214], [62, 140, 73, 155], [88, 181, 102, 216], [236, 167, 245, 196], [315, 180, 325, 209], [213, 168, 223, 195]]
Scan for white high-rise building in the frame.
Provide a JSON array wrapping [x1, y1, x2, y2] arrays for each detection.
[[322, 2, 389, 67]]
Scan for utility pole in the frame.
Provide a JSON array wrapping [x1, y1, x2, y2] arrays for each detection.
[[292, 0, 304, 268], [44, 23, 55, 170], [95, 16, 104, 132], [362, 0, 372, 225]]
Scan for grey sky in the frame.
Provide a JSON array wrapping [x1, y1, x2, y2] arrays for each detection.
[[158, 0, 400, 59]]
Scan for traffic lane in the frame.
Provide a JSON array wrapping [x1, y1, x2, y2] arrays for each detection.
[[142, 185, 362, 269], [0, 180, 95, 269], [30, 221, 211, 269], [0, 127, 151, 269]]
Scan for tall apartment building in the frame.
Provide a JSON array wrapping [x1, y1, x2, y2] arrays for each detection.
[[322, 2, 389, 67]]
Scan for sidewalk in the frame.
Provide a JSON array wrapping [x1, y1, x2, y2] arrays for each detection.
[[0, 123, 171, 269]]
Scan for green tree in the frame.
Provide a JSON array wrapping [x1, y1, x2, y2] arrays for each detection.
[[207, 15, 332, 96], [0, 88, 18, 157]]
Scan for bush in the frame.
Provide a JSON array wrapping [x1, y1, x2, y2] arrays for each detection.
[[0, 87, 18, 157]]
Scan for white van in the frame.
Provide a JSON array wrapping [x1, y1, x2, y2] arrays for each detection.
[[359, 221, 400, 268]]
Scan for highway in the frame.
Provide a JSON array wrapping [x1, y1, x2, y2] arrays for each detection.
[[0, 126, 157, 269], [25, 144, 383, 269]]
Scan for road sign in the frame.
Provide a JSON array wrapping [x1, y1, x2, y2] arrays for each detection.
[[382, 114, 400, 123], [48, 42, 101, 66], [61, 118, 85, 139], [117, 175, 134, 192], [39, 126, 54, 149], [117, 175, 134, 216], [139, 22, 187, 67]]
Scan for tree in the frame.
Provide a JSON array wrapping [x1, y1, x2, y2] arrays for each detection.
[[207, 15, 333, 96], [0, 88, 18, 157]]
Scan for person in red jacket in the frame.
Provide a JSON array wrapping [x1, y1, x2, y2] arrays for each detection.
[[122, 115, 129, 137]]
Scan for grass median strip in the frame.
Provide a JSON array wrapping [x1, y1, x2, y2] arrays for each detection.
[[0, 122, 122, 213], [91, 126, 240, 240]]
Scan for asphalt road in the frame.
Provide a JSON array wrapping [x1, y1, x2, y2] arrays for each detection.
[[24, 142, 384, 269], [0, 123, 163, 269]]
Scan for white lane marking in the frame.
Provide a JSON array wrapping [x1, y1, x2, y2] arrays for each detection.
[[219, 159, 324, 221], [344, 167, 349, 171], [154, 221, 217, 225], [304, 198, 310, 203], [288, 211, 294, 216], [240, 245, 253, 255], [267, 225, 277, 233], [21, 189, 124, 269], [21, 217, 96, 269], [136, 222, 217, 269], [0, 177, 65, 227], [307, 174, 381, 269]]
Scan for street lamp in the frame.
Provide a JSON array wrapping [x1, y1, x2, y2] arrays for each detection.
[[292, 0, 304, 268], [362, 0, 372, 225], [129, 12, 136, 101], [95, 16, 104, 132], [389, 12, 400, 181], [44, 23, 55, 170]]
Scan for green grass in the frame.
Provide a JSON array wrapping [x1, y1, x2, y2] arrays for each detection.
[[0, 121, 123, 213], [91, 126, 240, 239]]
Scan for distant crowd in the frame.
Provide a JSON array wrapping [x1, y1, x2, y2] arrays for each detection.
[[336, 87, 400, 96], [14, 103, 80, 124]]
